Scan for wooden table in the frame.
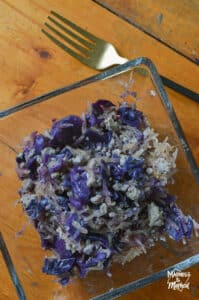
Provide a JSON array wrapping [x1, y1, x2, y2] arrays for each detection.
[[0, 0, 198, 299]]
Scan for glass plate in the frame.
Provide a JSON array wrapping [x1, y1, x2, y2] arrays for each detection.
[[0, 57, 199, 300]]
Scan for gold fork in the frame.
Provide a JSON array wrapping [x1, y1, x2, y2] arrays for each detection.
[[42, 11, 199, 102], [42, 11, 128, 70]]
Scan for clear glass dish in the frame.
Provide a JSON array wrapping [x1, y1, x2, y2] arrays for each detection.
[[0, 57, 199, 300]]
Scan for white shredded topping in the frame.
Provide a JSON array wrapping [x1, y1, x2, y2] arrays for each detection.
[[150, 90, 156, 97], [148, 202, 163, 227], [18, 100, 190, 280]]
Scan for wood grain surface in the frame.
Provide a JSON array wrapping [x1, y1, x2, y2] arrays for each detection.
[[0, 253, 18, 300], [0, 0, 198, 112], [0, 0, 198, 299], [94, 0, 199, 63], [120, 265, 199, 300]]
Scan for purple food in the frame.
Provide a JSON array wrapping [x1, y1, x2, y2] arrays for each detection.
[[16, 100, 197, 285]]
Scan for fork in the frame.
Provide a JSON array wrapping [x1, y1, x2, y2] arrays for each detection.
[[42, 11, 198, 102]]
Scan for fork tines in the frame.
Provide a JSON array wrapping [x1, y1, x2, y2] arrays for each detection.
[[42, 11, 96, 60]]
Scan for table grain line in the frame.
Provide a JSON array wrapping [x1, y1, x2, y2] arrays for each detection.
[[93, 0, 199, 65], [0, 0, 41, 28], [0, 138, 18, 154], [0, 232, 26, 300]]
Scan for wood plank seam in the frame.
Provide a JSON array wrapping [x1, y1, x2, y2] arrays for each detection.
[[93, 0, 199, 65]]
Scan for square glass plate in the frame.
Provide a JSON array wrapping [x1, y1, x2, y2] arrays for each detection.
[[0, 58, 199, 300]]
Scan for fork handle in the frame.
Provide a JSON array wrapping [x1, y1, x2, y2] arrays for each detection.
[[117, 56, 129, 64], [160, 76, 199, 103], [120, 57, 198, 102]]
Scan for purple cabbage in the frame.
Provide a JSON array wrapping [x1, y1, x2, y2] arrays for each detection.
[[47, 154, 66, 173], [83, 129, 106, 144], [58, 276, 70, 286], [108, 162, 124, 181], [38, 197, 51, 211], [43, 257, 75, 275], [87, 233, 109, 248], [16, 99, 195, 286], [40, 237, 55, 250], [16, 152, 25, 164], [54, 239, 72, 258], [76, 258, 88, 278], [25, 198, 40, 220], [85, 100, 114, 128], [26, 156, 38, 180], [50, 115, 82, 147], [56, 196, 69, 209], [118, 106, 144, 128], [77, 129, 112, 149], [61, 146, 73, 158], [34, 134, 49, 154], [60, 174, 71, 190], [86, 113, 100, 127], [70, 167, 90, 209], [106, 157, 144, 181], [123, 157, 144, 180], [25, 197, 55, 220], [65, 213, 87, 241], [92, 99, 115, 114], [76, 252, 108, 278], [165, 205, 194, 241]]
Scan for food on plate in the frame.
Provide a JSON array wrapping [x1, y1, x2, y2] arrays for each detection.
[[16, 100, 195, 285]]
